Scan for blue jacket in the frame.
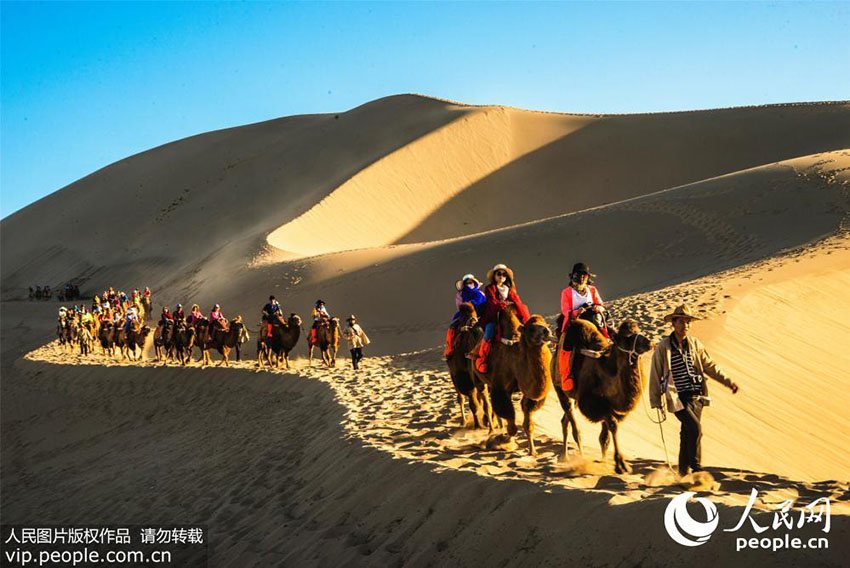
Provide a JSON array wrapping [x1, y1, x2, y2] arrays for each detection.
[[452, 287, 486, 322]]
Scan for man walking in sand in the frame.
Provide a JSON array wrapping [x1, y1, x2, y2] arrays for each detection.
[[649, 304, 740, 477]]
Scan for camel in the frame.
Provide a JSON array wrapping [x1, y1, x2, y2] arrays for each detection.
[[121, 323, 151, 361], [446, 303, 494, 429], [57, 316, 72, 351], [207, 317, 244, 367], [172, 320, 196, 366], [190, 316, 211, 365], [141, 296, 152, 320], [99, 321, 116, 358], [471, 307, 553, 456], [259, 313, 302, 369], [552, 318, 652, 473], [154, 319, 175, 362], [309, 316, 339, 367]]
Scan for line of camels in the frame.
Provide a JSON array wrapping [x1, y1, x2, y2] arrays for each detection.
[[446, 302, 653, 473], [55, 295, 651, 472], [57, 307, 342, 369]]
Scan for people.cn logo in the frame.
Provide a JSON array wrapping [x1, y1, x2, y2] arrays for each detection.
[[664, 492, 720, 546]]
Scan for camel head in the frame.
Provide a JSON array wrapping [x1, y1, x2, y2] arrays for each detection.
[[140, 325, 152, 337], [613, 319, 652, 356], [458, 302, 477, 325], [564, 318, 610, 352], [330, 317, 340, 330], [518, 315, 552, 347], [289, 313, 302, 327]]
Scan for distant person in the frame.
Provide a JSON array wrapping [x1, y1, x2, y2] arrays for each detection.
[[342, 315, 370, 370], [444, 274, 485, 359], [649, 304, 741, 477]]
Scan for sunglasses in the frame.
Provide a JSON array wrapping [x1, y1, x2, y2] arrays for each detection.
[[495, 271, 507, 277]]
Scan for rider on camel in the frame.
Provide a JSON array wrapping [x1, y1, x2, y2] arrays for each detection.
[[262, 295, 283, 338], [557, 262, 609, 391], [173, 303, 185, 324], [186, 304, 203, 326], [310, 300, 330, 345], [207, 304, 226, 342], [444, 273, 486, 358], [474, 264, 530, 374], [155, 306, 173, 340], [124, 307, 139, 332]]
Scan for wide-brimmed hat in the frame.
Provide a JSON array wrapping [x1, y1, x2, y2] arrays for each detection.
[[346, 314, 357, 322], [486, 264, 515, 283], [570, 262, 596, 278], [455, 273, 482, 291], [664, 304, 701, 323]]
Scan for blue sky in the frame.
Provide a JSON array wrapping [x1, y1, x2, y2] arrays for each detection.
[[2, 1, 848, 217]]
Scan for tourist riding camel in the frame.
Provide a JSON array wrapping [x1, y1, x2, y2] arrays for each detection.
[[155, 306, 173, 340], [557, 262, 610, 391], [309, 299, 330, 346], [207, 304, 227, 342], [649, 304, 741, 477], [444, 273, 486, 359], [173, 303, 185, 324], [186, 304, 203, 326], [474, 264, 530, 374], [342, 314, 370, 370], [262, 295, 283, 338]]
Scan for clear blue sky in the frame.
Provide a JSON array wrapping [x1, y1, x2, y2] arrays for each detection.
[[2, 1, 848, 217]]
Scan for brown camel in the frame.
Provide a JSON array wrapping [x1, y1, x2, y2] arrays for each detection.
[[190, 316, 211, 365], [172, 320, 196, 366], [446, 303, 494, 429], [208, 318, 243, 366], [552, 318, 652, 473], [154, 319, 175, 362], [121, 323, 152, 361], [99, 321, 116, 358], [309, 316, 340, 367], [472, 307, 553, 455], [260, 313, 302, 369]]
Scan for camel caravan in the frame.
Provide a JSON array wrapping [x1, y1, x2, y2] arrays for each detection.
[[52, 289, 364, 370], [445, 263, 654, 471]]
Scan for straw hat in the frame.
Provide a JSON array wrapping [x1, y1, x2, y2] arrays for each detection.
[[455, 273, 482, 291], [346, 314, 357, 323], [486, 263, 515, 283], [663, 304, 701, 323]]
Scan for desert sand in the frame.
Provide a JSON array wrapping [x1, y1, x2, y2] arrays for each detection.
[[2, 95, 849, 566]]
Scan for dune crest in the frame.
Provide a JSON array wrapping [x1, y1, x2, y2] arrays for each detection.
[[267, 107, 592, 256]]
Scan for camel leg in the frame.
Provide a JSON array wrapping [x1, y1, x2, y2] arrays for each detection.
[[599, 421, 610, 461], [468, 388, 484, 429], [521, 397, 546, 456], [457, 393, 468, 427], [607, 418, 631, 474], [568, 402, 582, 454]]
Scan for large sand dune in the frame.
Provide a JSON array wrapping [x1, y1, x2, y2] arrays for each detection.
[[2, 95, 850, 566]]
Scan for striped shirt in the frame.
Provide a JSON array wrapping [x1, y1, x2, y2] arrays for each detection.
[[670, 336, 703, 396]]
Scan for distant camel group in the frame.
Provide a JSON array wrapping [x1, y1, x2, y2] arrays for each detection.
[[446, 302, 652, 472]]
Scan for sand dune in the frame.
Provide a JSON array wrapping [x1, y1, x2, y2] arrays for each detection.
[[3, 95, 850, 565]]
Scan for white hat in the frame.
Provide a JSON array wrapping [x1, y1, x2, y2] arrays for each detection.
[[455, 273, 482, 291]]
